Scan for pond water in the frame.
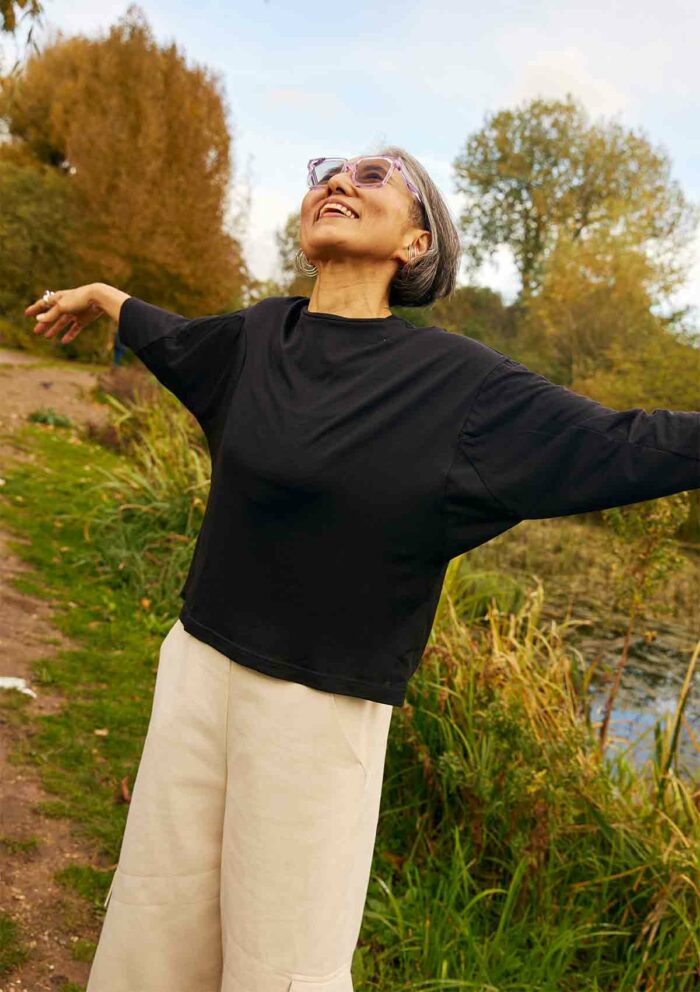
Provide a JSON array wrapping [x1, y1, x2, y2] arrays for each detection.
[[541, 600, 700, 781]]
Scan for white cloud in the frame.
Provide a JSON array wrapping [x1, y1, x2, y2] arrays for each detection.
[[264, 87, 346, 117], [506, 48, 629, 117]]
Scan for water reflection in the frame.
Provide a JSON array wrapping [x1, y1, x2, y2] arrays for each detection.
[[542, 602, 700, 778]]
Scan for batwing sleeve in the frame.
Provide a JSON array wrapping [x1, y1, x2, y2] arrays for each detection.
[[117, 296, 248, 432], [446, 355, 700, 543]]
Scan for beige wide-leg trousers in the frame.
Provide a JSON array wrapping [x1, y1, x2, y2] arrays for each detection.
[[86, 618, 394, 992]]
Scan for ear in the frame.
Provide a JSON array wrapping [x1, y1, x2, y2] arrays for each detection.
[[413, 228, 432, 256], [395, 227, 432, 267]]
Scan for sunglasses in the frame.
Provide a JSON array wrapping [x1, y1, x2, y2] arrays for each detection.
[[306, 156, 424, 206]]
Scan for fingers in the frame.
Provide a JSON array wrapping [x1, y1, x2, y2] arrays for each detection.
[[35, 313, 74, 339], [25, 292, 61, 317], [24, 299, 47, 316], [60, 322, 82, 344], [25, 289, 92, 344], [34, 302, 63, 324], [46, 313, 76, 339]]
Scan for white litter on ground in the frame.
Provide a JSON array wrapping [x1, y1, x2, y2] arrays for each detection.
[[0, 676, 37, 698]]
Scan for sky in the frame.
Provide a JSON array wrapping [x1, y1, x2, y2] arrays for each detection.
[[2, 0, 699, 317]]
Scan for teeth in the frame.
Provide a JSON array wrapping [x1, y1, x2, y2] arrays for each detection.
[[319, 203, 358, 219]]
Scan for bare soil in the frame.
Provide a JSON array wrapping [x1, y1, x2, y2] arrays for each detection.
[[0, 347, 112, 992]]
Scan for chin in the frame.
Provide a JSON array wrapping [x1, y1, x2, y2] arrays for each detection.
[[306, 241, 355, 262]]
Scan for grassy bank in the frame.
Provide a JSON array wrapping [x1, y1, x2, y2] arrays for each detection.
[[0, 405, 699, 989]]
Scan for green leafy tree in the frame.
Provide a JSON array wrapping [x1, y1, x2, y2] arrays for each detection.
[[0, 148, 79, 341], [453, 94, 698, 300], [426, 285, 518, 350], [274, 211, 316, 298]]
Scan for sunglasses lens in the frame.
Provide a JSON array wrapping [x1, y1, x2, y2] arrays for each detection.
[[309, 158, 345, 186], [354, 158, 391, 186]]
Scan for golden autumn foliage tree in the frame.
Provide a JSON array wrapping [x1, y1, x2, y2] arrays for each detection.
[[514, 229, 673, 385], [573, 329, 700, 414], [0, 3, 248, 357]]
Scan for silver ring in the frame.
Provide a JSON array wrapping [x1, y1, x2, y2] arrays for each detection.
[[42, 289, 55, 304]]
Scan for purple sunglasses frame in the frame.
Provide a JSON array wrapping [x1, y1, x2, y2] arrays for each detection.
[[307, 156, 424, 206]]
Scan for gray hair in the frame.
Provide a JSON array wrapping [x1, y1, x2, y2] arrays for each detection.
[[371, 144, 463, 308]]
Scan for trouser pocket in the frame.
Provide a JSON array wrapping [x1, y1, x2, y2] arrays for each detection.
[[329, 691, 393, 782], [287, 967, 353, 990], [103, 871, 116, 909]]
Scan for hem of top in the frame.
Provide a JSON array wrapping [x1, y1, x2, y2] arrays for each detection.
[[178, 602, 405, 707]]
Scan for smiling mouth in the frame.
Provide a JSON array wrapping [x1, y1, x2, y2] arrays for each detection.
[[316, 203, 360, 221]]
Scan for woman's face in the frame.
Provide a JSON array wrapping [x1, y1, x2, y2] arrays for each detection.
[[299, 157, 426, 269]]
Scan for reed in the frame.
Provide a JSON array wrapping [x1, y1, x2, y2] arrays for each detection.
[[356, 560, 700, 989]]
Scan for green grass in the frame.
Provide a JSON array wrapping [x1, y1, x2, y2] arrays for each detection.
[[0, 833, 41, 855], [1, 416, 699, 989], [27, 407, 73, 427], [0, 423, 174, 891], [70, 936, 98, 963], [0, 912, 30, 977]]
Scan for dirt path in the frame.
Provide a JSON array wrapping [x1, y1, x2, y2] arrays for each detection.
[[0, 347, 112, 992]]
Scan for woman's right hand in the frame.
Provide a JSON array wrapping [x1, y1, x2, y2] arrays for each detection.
[[24, 284, 107, 344]]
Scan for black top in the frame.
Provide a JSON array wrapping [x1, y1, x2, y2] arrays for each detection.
[[118, 294, 700, 706]]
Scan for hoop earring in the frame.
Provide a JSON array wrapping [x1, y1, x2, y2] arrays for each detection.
[[295, 249, 318, 277]]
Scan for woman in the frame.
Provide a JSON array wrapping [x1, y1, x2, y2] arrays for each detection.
[[26, 146, 700, 992]]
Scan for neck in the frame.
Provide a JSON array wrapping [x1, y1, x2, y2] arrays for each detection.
[[306, 262, 395, 319]]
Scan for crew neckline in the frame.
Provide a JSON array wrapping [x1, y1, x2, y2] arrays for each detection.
[[301, 303, 400, 325]]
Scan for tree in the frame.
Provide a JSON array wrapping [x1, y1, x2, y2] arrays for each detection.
[[569, 319, 700, 544], [0, 4, 249, 319], [421, 285, 518, 349], [274, 211, 316, 298], [515, 228, 671, 384], [453, 95, 698, 300], [572, 327, 700, 417], [0, 146, 78, 329]]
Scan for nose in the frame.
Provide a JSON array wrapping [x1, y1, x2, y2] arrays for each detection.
[[326, 169, 357, 197]]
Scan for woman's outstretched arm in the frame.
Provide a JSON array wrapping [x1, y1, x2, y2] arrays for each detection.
[[443, 354, 699, 559], [25, 283, 249, 434], [460, 356, 700, 518]]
